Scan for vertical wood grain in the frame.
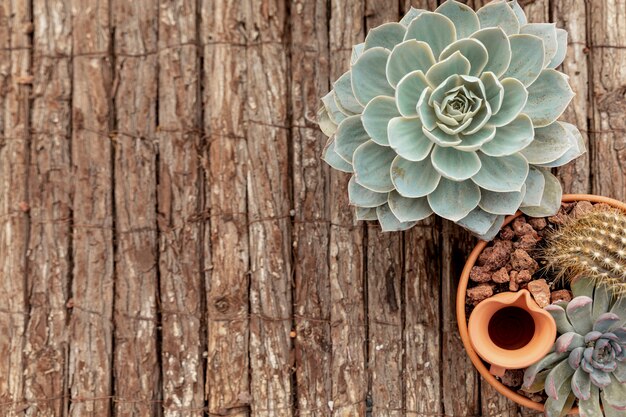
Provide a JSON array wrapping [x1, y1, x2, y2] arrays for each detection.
[[589, 0, 626, 201], [246, 1, 293, 415], [112, 1, 160, 415], [157, 0, 205, 415], [201, 0, 250, 415], [24, 1, 71, 416], [68, 0, 114, 415], [363, 4, 404, 417], [403, 221, 441, 417], [290, 1, 332, 416], [328, 1, 367, 416], [0, 0, 31, 415], [552, 0, 590, 194], [441, 224, 480, 417]]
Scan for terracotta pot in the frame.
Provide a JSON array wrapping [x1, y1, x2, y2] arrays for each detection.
[[468, 289, 556, 377], [456, 194, 626, 413]]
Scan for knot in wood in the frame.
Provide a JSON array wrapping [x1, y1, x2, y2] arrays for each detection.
[[214, 296, 230, 313]]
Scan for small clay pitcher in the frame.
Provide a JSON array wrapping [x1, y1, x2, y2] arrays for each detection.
[[468, 289, 556, 377]]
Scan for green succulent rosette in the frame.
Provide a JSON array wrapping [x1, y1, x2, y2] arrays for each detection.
[[318, 0, 585, 240], [523, 280, 626, 417]]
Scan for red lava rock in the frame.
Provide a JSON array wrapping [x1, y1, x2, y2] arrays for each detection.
[[470, 266, 492, 283], [477, 241, 511, 271], [499, 226, 515, 241], [500, 369, 524, 387], [549, 207, 570, 225], [512, 217, 530, 235], [551, 289, 573, 304], [467, 284, 494, 305], [572, 201, 593, 218], [509, 270, 532, 291], [509, 271, 519, 291], [528, 279, 551, 308], [515, 234, 541, 250], [492, 267, 510, 284], [527, 218, 547, 231], [511, 249, 539, 274], [593, 203, 612, 212]]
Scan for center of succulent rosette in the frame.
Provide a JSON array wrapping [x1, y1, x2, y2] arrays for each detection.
[[418, 74, 493, 149]]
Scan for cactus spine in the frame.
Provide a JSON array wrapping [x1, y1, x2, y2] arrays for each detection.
[[542, 206, 626, 297]]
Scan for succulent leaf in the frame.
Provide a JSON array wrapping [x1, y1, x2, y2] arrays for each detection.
[[504, 34, 545, 86], [523, 69, 574, 128], [318, 1, 584, 236], [322, 137, 353, 173], [376, 203, 417, 232], [519, 169, 562, 217], [351, 48, 395, 106], [472, 152, 528, 192], [488, 78, 527, 127], [470, 27, 512, 77], [476, 1, 520, 36], [435, 1, 480, 40], [387, 191, 433, 222], [479, 187, 525, 216], [480, 114, 533, 157], [520, 23, 558, 67], [456, 207, 498, 236], [427, 178, 480, 222], [387, 117, 433, 161], [353, 141, 396, 192], [364, 22, 406, 51], [386, 40, 435, 88], [362, 96, 400, 145], [404, 12, 457, 58], [520, 121, 572, 164], [355, 206, 377, 221], [348, 176, 387, 208], [334, 115, 370, 162], [390, 156, 441, 198]]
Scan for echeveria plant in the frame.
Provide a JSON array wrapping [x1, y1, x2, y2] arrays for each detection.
[[522, 280, 626, 417], [318, 0, 585, 239]]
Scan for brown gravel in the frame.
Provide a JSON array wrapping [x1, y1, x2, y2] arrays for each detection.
[[527, 218, 547, 230], [467, 284, 494, 305], [528, 279, 550, 308], [510, 249, 539, 274], [551, 289, 573, 304], [492, 267, 509, 284], [470, 266, 492, 283]]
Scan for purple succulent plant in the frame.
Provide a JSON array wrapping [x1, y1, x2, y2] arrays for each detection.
[[523, 280, 626, 417]]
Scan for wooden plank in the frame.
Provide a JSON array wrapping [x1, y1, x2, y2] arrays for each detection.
[[398, 4, 442, 416], [441, 224, 480, 417], [68, 0, 114, 416], [404, 221, 441, 417], [366, 226, 403, 417], [157, 0, 205, 415], [245, 1, 293, 416], [290, 1, 332, 416], [0, 0, 31, 415], [23, 1, 71, 416], [112, 1, 160, 416], [328, 1, 367, 416], [589, 0, 626, 201], [362, 3, 405, 417], [552, 0, 590, 194], [200, 0, 250, 415]]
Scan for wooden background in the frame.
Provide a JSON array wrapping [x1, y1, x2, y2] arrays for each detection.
[[0, 0, 623, 416]]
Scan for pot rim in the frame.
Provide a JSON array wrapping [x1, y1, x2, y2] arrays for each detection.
[[456, 194, 626, 413]]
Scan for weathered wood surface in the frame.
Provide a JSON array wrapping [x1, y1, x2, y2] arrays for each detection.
[[0, 0, 621, 416]]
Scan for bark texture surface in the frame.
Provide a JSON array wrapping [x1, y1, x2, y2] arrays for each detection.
[[0, 0, 619, 416]]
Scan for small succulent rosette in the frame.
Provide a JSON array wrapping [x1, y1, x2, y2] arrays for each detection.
[[523, 280, 626, 417], [318, 0, 585, 240]]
